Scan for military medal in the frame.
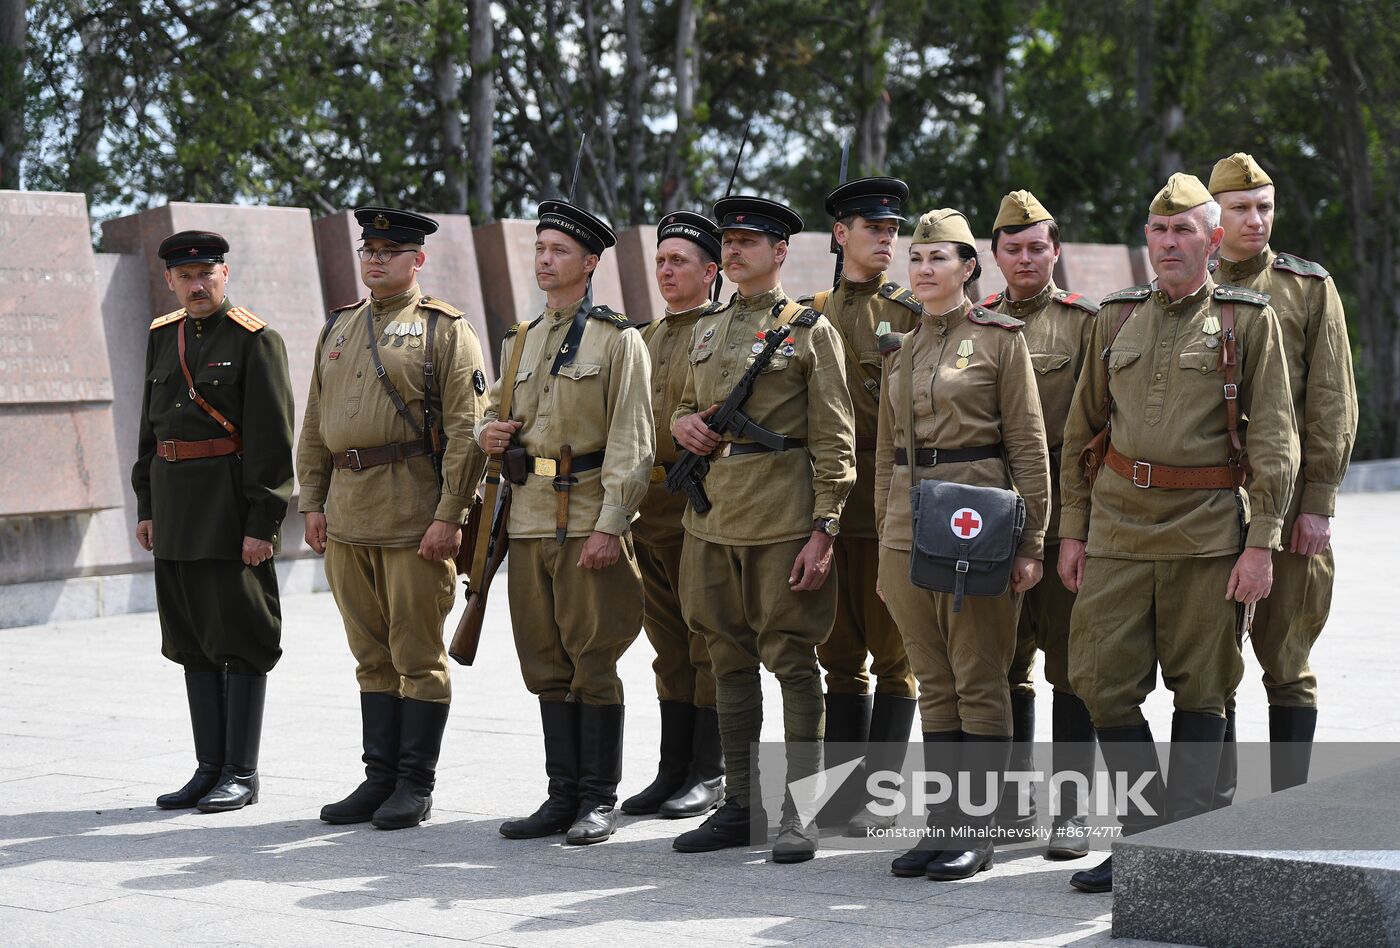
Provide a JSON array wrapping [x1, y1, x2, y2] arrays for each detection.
[[751, 341, 766, 354], [701, 326, 716, 343], [955, 338, 974, 369], [1202, 315, 1221, 335], [408, 322, 423, 348], [780, 344, 796, 357], [876, 321, 891, 337]]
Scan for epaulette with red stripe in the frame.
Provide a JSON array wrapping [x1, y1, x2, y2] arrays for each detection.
[[227, 306, 267, 332], [1053, 289, 1100, 314], [981, 291, 1005, 308], [148, 308, 185, 330]]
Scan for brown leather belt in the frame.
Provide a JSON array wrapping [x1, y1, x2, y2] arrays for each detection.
[[332, 440, 428, 471], [157, 435, 242, 462], [855, 436, 878, 452], [893, 443, 1002, 466], [1105, 445, 1242, 489]]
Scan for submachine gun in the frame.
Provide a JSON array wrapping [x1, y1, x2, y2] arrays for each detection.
[[663, 322, 795, 514]]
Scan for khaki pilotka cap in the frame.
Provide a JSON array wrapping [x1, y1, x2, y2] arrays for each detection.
[[992, 189, 1054, 232], [1208, 152, 1274, 195], [910, 208, 977, 248], [1149, 172, 1214, 216]]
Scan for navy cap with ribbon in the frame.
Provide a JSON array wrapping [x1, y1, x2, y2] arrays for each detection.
[[537, 200, 617, 255], [656, 210, 722, 264]]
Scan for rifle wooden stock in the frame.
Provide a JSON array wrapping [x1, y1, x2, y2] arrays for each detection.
[[450, 474, 510, 666]]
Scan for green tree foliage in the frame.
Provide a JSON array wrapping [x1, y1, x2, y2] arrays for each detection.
[[12, 0, 1399, 454]]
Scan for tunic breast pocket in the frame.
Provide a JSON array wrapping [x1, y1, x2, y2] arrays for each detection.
[[556, 362, 602, 383], [1107, 348, 1142, 374], [1031, 352, 1072, 375], [1177, 349, 1220, 375]]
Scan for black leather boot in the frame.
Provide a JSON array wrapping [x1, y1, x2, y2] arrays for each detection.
[[197, 673, 265, 812], [621, 700, 693, 815], [815, 692, 873, 828], [321, 692, 402, 824], [659, 706, 725, 818], [567, 704, 624, 844], [501, 700, 581, 839], [1166, 710, 1227, 824], [1269, 705, 1318, 792], [1211, 706, 1237, 810], [1070, 723, 1165, 893], [673, 797, 766, 852], [772, 789, 819, 863], [846, 693, 917, 836], [925, 734, 1008, 881], [157, 670, 225, 809], [370, 698, 448, 829], [995, 692, 1037, 839], [1047, 691, 1095, 860], [891, 730, 960, 877]]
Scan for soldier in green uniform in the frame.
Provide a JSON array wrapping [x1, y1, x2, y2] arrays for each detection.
[[620, 212, 726, 820], [479, 200, 654, 846], [803, 177, 920, 836], [298, 207, 488, 830], [875, 208, 1051, 882], [670, 195, 856, 864], [983, 190, 1098, 857], [134, 230, 294, 814], [1059, 174, 1299, 893], [1207, 152, 1358, 796]]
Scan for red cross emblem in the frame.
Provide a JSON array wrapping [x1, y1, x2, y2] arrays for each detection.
[[950, 507, 982, 539]]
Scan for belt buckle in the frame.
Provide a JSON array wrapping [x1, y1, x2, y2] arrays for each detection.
[[533, 457, 558, 478], [649, 465, 666, 484], [717, 442, 734, 459], [346, 448, 363, 471], [1131, 460, 1152, 488], [161, 439, 178, 461], [1222, 382, 1239, 400], [927, 449, 937, 466]]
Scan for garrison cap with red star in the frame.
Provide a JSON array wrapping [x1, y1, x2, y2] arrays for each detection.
[[354, 206, 439, 245], [824, 175, 909, 222], [157, 231, 229, 268], [712, 195, 803, 241], [537, 200, 617, 255]]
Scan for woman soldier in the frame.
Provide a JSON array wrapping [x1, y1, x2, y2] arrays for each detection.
[[873, 208, 1051, 881]]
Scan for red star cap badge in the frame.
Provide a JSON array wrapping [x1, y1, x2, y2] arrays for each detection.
[[735, 214, 746, 223]]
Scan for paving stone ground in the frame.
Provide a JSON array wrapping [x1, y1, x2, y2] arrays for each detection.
[[2, 490, 1396, 947]]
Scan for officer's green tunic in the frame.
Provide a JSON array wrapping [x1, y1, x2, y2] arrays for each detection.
[[133, 297, 295, 674]]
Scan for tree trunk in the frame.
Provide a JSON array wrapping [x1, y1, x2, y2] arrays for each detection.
[[0, 0, 25, 189], [853, 0, 889, 175], [1134, 0, 1155, 182], [661, 0, 698, 212], [467, 0, 495, 221], [580, 0, 619, 221], [430, 8, 467, 215], [622, 0, 645, 224]]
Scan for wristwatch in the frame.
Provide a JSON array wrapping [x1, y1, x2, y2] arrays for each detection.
[[814, 517, 841, 538]]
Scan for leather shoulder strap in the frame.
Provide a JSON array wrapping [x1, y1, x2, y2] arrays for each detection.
[[176, 321, 238, 436]]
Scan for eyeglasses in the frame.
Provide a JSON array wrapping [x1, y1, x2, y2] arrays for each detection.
[[357, 247, 418, 263]]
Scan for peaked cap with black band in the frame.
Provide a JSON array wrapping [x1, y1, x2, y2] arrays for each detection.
[[656, 210, 722, 264], [824, 176, 909, 222], [158, 231, 229, 268], [537, 199, 617, 255], [712, 195, 803, 241], [354, 206, 439, 244]]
